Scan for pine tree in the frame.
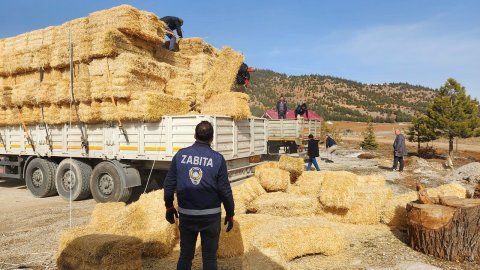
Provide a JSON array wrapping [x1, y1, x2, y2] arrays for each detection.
[[360, 121, 378, 150], [427, 78, 480, 163], [407, 112, 438, 153]]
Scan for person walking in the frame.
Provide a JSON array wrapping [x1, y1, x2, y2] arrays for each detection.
[[161, 16, 183, 51], [276, 95, 288, 119], [307, 134, 320, 171], [392, 129, 407, 174], [164, 121, 235, 270], [325, 135, 337, 162]]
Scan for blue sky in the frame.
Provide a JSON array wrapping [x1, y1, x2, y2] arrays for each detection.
[[1, 0, 479, 99]]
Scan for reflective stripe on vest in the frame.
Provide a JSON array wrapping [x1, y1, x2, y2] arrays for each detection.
[[178, 207, 221, 216]]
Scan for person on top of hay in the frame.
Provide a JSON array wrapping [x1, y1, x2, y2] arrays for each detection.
[[235, 62, 256, 90], [307, 134, 321, 171], [161, 16, 183, 51], [164, 121, 235, 270], [295, 102, 309, 119], [392, 129, 407, 175], [325, 134, 337, 163], [276, 95, 288, 119]]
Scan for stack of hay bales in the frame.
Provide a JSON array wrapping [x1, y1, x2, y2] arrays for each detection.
[[0, 5, 249, 126], [381, 183, 467, 228], [278, 155, 304, 183], [287, 171, 325, 196], [231, 177, 266, 214], [57, 189, 179, 268], [247, 192, 319, 217]]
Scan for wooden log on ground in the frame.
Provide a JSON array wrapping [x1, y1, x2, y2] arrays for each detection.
[[406, 196, 480, 262]]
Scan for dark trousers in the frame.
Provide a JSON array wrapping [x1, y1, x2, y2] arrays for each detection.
[[278, 113, 286, 119], [177, 214, 221, 270], [393, 156, 404, 172]]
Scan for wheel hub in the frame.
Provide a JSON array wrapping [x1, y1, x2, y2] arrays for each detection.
[[99, 174, 114, 195], [62, 170, 76, 190], [31, 169, 44, 187]]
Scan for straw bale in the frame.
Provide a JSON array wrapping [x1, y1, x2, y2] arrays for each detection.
[[11, 80, 38, 106], [164, 77, 201, 103], [287, 171, 325, 197], [381, 183, 467, 228], [0, 85, 13, 107], [427, 182, 466, 198], [202, 47, 244, 100], [199, 92, 251, 120], [242, 217, 345, 269], [256, 168, 290, 192], [356, 174, 386, 187], [128, 92, 191, 122], [247, 192, 319, 217], [278, 155, 304, 183], [57, 228, 143, 270], [318, 171, 357, 209], [0, 107, 16, 126], [254, 162, 279, 177], [232, 177, 266, 214], [218, 214, 281, 258], [178, 38, 217, 56]]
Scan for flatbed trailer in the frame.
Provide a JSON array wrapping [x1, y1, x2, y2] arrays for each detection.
[[266, 118, 321, 155], [0, 115, 267, 202]]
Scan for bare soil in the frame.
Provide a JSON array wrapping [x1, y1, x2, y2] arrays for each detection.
[[1, 139, 480, 269]]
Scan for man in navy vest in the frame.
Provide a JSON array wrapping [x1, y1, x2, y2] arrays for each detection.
[[164, 121, 235, 270]]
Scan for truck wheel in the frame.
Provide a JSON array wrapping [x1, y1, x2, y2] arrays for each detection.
[[25, 158, 57, 198], [55, 158, 92, 201], [90, 162, 132, 203]]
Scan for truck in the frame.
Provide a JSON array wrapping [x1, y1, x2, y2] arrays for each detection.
[[0, 115, 267, 202], [266, 118, 322, 155]]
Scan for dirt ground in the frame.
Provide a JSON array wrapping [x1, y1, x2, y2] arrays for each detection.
[[1, 139, 480, 269]]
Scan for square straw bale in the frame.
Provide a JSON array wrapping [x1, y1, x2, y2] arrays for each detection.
[[247, 192, 319, 217], [278, 155, 304, 183], [255, 168, 290, 192], [318, 171, 357, 209], [232, 177, 266, 214], [199, 92, 251, 120], [287, 171, 325, 197]]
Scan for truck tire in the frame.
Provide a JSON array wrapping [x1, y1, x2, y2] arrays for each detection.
[[55, 158, 92, 201], [45, 159, 59, 197], [25, 158, 57, 198], [90, 162, 132, 203]]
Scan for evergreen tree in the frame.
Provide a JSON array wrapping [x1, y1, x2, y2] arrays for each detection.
[[427, 78, 480, 162], [407, 112, 438, 153], [360, 121, 378, 150]]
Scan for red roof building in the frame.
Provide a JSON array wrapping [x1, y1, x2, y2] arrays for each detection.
[[263, 109, 323, 121]]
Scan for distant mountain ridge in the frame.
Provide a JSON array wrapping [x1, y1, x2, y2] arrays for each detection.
[[246, 69, 437, 122]]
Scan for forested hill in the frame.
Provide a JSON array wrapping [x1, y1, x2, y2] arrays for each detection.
[[246, 69, 437, 122]]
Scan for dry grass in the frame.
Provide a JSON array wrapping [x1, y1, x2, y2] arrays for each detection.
[[199, 92, 251, 120], [287, 171, 325, 197], [318, 171, 357, 209], [232, 177, 266, 214]]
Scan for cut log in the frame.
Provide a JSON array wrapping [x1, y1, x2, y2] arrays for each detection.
[[406, 196, 480, 262]]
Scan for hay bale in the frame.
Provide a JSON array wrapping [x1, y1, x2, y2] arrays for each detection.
[[247, 192, 319, 217], [356, 174, 386, 187], [232, 177, 266, 214], [318, 171, 357, 209], [278, 155, 304, 183], [57, 229, 143, 270], [202, 47, 244, 100], [217, 214, 280, 258], [287, 171, 325, 197], [199, 92, 251, 120], [128, 92, 191, 122], [381, 183, 467, 228], [256, 168, 290, 192], [254, 162, 279, 177], [242, 217, 346, 269]]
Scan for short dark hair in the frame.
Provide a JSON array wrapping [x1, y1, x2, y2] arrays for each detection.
[[308, 134, 314, 139], [195, 121, 214, 142]]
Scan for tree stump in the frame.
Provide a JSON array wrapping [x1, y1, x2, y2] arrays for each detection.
[[406, 196, 480, 262]]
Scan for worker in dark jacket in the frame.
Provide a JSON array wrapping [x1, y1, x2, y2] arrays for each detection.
[[295, 103, 309, 119], [164, 121, 235, 270], [235, 63, 255, 89], [307, 134, 320, 171], [392, 129, 407, 174], [325, 135, 337, 162], [276, 96, 288, 119], [161, 16, 183, 51]]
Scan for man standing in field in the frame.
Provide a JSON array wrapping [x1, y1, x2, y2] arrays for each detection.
[[307, 134, 320, 171], [276, 95, 288, 119], [164, 121, 235, 270], [161, 16, 183, 51], [392, 129, 407, 174]]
